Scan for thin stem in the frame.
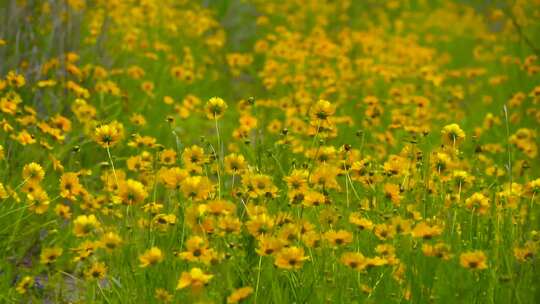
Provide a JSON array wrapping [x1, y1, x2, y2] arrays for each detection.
[[345, 171, 362, 202], [214, 118, 222, 199], [503, 105, 513, 191], [254, 255, 263, 304], [346, 173, 350, 208], [106, 146, 119, 188]]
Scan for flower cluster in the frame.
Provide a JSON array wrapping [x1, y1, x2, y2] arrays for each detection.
[[1, 0, 539, 303]]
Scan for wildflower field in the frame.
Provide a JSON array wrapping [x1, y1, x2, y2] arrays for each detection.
[[1, 0, 540, 303]]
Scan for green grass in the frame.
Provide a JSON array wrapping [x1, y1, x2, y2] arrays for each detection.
[[0, 0, 539, 303]]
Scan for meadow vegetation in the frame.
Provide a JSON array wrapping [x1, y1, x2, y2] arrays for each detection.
[[0, 0, 539, 303]]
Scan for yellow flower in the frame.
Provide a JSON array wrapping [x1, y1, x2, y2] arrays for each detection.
[[182, 145, 207, 167], [60, 172, 83, 200], [51, 114, 71, 132], [139, 247, 164, 267], [22, 162, 45, 183], [159, 149, 177, 165], [374, 223, 396, 240], [130, 113, 147, 126], [274, 246, 309, 270], [178, 236, 209, 262], [141, 81, 154, 95], [40, 247, 63, 265], [49, 154, 64, 172], [383, 183, 402, 205], [411, 222, 443, 239], [100, 232, 123, 251], [341, 252, 366, 271], [181, 176, 213, 201], [72, 240, 100, 262], [205, 97, 228, 119], [324, 229, 353, 246], [441, 123, 465, 147], [465, 192, 490, 215], [433, 152, 452, 173], [227, 286, 254, 303], [73, 214, 100, 237], [349, 213, 373, 231], [152, 213, 177, 231], [302, 190, 326, 207], [310, 164, 340, 190], [37, 79, 57, 88], [244, 173, 278, 199], [391, 217, 412, 235], [255, 236, 284, 256], [6, 70, 26, 88], [460, 250, 488, 270], [55, 204, 72, 219], [284, 169, 309, 192], [0, 182, 8, 199], [246, 213, 275, 238], [224, 153, 247, 174], [422, 242, 452, 260], [159, 167, 189, 189], [27, 188, 50, 214], [514, 242, 536, 262], [310, 99, 335, 122], [155, 288, 173, 302], [16, 276, 34, 294], [524, 178, 540, 197], [85, 261, 107, 280], [364, 256, 389, 268], [117, 179, 148, 205], [94, 122, 123, 148], [176, 267, 213, 290], [12, 130, 36, 145]]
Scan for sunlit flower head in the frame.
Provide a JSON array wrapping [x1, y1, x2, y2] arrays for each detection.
[[205, 97, 228, 119]]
